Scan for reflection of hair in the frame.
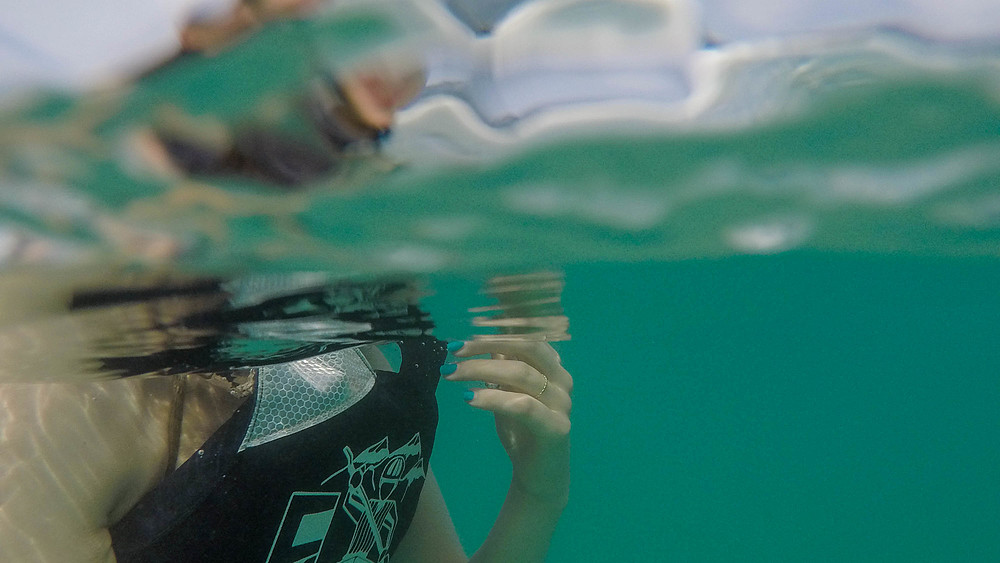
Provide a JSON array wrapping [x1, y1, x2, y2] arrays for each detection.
[[307, 77, 390, 151], [159, 128, 337, 187], [153, 76, 389, 188]]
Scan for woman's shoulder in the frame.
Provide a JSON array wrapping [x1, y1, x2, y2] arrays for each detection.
[[0, 377, 174, 559]]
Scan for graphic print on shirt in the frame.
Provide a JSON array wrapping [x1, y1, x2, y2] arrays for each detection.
[[265, 433, 425, 563]]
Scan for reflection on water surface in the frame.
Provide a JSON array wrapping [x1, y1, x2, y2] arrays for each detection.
[[0, 270, 568, 383], [2, 0, 999, 275]]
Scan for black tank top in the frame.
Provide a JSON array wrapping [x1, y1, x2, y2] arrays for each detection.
[[110, 337, 445, 563]]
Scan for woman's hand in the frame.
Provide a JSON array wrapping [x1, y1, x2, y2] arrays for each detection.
[[441, 339, 572, 506], [394, 340, 572, 563]]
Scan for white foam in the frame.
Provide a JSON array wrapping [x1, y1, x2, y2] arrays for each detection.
[[725, 216, 813, 253], [503, 183, 670, 230]]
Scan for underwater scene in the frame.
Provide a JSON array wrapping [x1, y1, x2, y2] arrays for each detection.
[[1, 0, 999, 561]]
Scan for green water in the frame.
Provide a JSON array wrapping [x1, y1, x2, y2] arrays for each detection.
[[428, 254, 1000, 561]]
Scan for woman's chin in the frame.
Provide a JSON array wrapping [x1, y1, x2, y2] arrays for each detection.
[[356, 106, 393, 131], [341, 87, 394, 130]]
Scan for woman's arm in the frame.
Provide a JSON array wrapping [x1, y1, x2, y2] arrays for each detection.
[[393, 339, 572, 563], [389, 468, 466, 563]]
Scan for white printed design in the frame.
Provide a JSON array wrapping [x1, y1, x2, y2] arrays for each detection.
[[265, 433, 425, 563]]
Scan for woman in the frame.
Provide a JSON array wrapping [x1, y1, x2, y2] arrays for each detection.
[[0, 333, 572, 562], [0, 3, 572, 561]]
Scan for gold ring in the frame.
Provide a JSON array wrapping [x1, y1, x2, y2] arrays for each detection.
[[534, 374, 548, 399]]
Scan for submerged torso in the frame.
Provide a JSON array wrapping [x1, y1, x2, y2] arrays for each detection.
[[109, 337, 446, 563]]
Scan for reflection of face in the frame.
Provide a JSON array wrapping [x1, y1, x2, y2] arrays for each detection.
[[337, 61, 427, 131], [179, 1, 426, 132]]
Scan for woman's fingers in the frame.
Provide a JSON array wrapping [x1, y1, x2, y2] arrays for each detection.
[[443, 359, 571, 414], [449, 340, 572, 393], [464, 388, 571, 439]]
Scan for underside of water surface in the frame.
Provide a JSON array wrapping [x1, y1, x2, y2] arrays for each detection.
[[1, 0, 998, 277]]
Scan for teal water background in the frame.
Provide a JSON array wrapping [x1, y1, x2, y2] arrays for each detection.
[[428, 254, 1000, 561]]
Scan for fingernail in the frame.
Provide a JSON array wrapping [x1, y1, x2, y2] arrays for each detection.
[[439, 363, 457, 376], [463, 390, 475, 402], [447, 341, 465, 354]]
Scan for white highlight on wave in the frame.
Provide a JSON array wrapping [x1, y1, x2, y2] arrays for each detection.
[[503, 182, 671, 231], [690, 144, 1000, 206], [390, 0, 1000, 167], [725, 216, 813, 253]]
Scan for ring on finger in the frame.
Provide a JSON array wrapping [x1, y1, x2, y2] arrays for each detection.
[[533, 373, 548, 399]]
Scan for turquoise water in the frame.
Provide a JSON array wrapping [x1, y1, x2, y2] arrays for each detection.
[[3, 3, 1000, 561], [430, 254, 1000, 561]]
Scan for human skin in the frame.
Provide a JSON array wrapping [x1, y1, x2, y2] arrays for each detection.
[[0, 374, 245, 562], [337, 57, 428, 132], [395, 339, 573, 563], [0, 340, 572, 562]]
